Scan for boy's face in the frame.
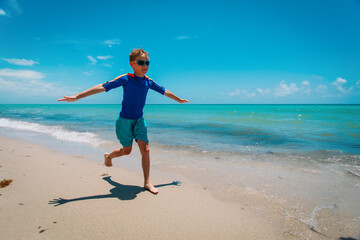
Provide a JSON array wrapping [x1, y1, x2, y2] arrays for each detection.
[[130, 53, 149, 77]]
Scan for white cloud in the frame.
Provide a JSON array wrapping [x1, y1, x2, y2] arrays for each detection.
[[0, 77, 15, 88], [316, 84, 327, 93], [82, 71, 94, 76], [0, 68, 45, 79], [2, 58, 39, 66], [87, 55, 97, 65], [175, 36, 191, 40], [332, 77, 353, 93], [229, 89, 256, 97], [256, 88, 271, 95], [104, 39, 121, 47], [0, 0, 22, 17], [8, 0, 22, 14], [0, 68, 70, 96], [87, 55, 114, 66], [302, 81, 310, 86], [102, 63, 112, 68], [301, 81, 311, 94], [228, 89, 240, 96], [0, 77, 53, 95], [56, 37, 120, 49], [304, 88, 312, 95], [335, 77, 346, 84], [275, 81, 299, 97], [97, 55, 113, 60]]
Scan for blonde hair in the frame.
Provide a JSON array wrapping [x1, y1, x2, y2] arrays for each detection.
[[129, 49, 149, 62]]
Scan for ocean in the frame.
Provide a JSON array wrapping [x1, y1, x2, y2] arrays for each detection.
[[1, 104, 360, 159], [1, 104, 360, 236], [0, 104, 359, 156]]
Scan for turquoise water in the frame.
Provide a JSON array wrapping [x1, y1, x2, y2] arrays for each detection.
[[145, 104, 360, 154], [0, 104, 359, 162]]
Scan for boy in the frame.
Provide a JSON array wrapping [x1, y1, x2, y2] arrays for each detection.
[[58, 49, 189, 194]]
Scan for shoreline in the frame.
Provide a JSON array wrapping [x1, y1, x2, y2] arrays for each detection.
[[1, 133, 359, 239]]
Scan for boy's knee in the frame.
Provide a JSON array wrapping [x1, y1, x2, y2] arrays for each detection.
[[141, 147, 150, 156], [122, 147, 132, 155]]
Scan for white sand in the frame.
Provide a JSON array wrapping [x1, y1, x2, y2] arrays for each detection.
[[2, 134, 359, 239], [0, 136, 286, 239]]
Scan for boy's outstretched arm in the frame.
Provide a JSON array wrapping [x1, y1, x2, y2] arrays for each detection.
[[164, 89, 190, 104], [57, 84, 105, 102]]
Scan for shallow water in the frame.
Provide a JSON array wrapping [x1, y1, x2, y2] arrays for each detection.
[[1, 104, 359, 152], [1, 104, 359, 173]]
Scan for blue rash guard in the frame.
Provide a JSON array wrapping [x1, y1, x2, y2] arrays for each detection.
[[102, 73, 166, 119]]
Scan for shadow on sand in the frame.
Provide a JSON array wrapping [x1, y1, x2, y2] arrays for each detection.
[[49, 176, 181, 207]]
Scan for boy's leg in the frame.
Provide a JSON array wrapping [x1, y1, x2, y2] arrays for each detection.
[[137, 140, 158, 194], [104, 145, 132, 167], [105, 116, 135, 167]]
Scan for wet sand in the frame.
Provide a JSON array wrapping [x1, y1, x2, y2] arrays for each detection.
[[150, 146, 360, 240]]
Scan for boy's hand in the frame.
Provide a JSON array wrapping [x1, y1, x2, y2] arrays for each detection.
[[57, 96, 78, 102], [164, 89, 190, 104], [178, 99, 190, 104]]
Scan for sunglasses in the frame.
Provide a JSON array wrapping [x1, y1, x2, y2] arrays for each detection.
[[132, 60, 150, 66]]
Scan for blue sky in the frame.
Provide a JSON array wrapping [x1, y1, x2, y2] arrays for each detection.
[[0, 0, 360, 104]]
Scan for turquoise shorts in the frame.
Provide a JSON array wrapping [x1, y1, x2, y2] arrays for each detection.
[[115, 116, 149, 147]]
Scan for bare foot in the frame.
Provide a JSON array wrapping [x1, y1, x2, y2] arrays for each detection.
[[144, 182, 159, 194], [104, 153, 112, 167]]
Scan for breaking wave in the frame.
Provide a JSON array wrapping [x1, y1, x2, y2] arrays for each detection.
[[0, 118, 107, 147]]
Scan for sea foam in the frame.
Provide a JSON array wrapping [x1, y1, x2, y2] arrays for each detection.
[[0, 118, 107, 147]]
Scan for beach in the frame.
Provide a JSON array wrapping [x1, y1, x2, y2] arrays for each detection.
[[0, 134, 359, 240], [0, 135, 284, 239], [1, 104, 360, 239]]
